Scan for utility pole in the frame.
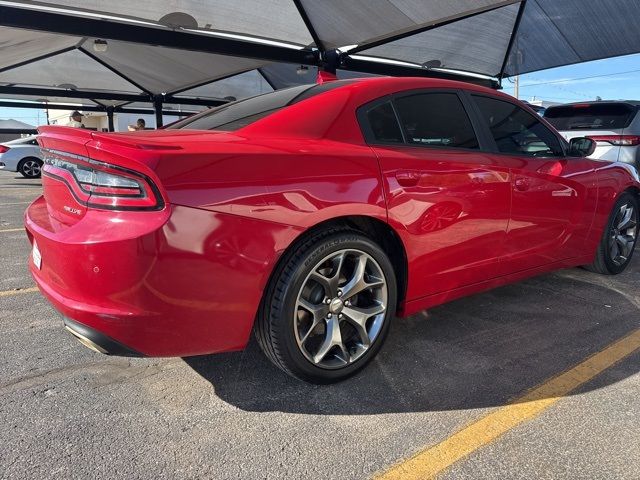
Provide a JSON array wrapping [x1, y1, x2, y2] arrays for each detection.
[[514, 75, 519, 99]]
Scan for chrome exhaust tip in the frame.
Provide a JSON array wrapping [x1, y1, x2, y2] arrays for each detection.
[[63, 317, 143, 357], [64, 325, 108, 354]]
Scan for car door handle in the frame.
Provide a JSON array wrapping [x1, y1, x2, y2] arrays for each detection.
[[395, 170, 422, 187], [514, 177, 530, 191]]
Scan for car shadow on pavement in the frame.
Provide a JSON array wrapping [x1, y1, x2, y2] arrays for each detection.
[[184, 266, 640, 415]]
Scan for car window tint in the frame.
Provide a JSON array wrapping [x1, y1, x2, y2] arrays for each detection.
[[544, 103, 637, 130], [393, 93, 479, 149], [366, 102, 403, 143], [473, 95, 563, 157]]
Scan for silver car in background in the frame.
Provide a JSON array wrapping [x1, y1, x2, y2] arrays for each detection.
[[0, 135, 43, 178], [544, 101, 640, 171]]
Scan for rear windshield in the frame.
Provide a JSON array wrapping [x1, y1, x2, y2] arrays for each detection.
[[168, 80, 355, 131], [544, 103, 637, 130]]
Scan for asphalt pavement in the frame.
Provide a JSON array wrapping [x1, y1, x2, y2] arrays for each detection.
[[1, 172, 638, 479]]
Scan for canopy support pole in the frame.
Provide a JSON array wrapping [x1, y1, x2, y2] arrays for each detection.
[[153, 95, 164, 128], [316, 49, 340, 83], [320, 49, 340, 74], [106, 106, 115, 132]]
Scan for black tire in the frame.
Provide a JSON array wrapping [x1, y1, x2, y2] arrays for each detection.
[[17, 157, 43, 179], [255, 229, 397, 383], [585, 192, 639, 275]]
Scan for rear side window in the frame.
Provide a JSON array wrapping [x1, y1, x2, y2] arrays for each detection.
[[473, 95, 563, 157], [394, 93, 479, 149], [544, 103, 637, 130], [365, 102, 404, 143]]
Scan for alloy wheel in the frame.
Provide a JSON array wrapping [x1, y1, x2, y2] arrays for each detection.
[[21, 160, 41, 178], [294, 249, 388, 369], [608, 202, 638, 266]]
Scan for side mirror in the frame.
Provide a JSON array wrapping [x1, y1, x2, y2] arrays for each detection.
[[568, 137, 596, 157]]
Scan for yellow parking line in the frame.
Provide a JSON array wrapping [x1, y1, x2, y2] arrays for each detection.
[[0, 228, 24, 233], [0, 286, 39, 297], [376, 328, 640, 480]]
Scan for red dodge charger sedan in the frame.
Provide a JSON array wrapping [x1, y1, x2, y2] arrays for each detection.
[[25, 77, 640, 383]]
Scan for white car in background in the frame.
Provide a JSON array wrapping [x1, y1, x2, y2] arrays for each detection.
[[544, 101, 640, 172], [0, 136, 43, 178]]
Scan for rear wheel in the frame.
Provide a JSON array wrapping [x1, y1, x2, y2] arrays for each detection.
[[255, 230, 397, 383], [18, 157, 42, 178], [586, 192, 639, 274]]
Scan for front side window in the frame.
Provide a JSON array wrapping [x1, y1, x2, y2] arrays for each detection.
[[394, 93, 479, 149], [473, 95, 563, 157]]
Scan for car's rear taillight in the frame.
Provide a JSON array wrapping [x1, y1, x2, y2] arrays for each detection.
[[42, 149, 163, 210], [0, 145, 10, 153], [587, 135, 640, 146]]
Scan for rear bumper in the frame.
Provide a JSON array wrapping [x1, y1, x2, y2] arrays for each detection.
[[25, 195, 300, 357]]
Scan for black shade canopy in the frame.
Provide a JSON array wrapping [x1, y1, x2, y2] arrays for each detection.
[[0, 0, 639, 109]]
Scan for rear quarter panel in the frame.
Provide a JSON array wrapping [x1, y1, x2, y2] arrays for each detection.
[[154, 137, 387, 228]]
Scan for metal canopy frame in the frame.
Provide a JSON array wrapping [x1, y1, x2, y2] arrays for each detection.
[[2, 0, 639, 114], [0, 5, 315, 66], [0, 128, 38, 134], [6, 0, 582, 131], [0, 100, 199, 116], [0, 2, 503, 96], [0, 86, 225, 106]]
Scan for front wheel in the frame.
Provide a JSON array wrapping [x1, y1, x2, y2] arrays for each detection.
[[255, 230, 397, 383], [18, 158, 42, 178], [586, 192, 639, 274]]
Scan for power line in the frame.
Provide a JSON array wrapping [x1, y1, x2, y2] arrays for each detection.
[[520, 68, 640, 87]]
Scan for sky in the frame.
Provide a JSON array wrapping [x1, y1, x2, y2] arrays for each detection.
[[501, 53, 640, 104], [2, 53, 640, 127], [0, 105, 49, 127]]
